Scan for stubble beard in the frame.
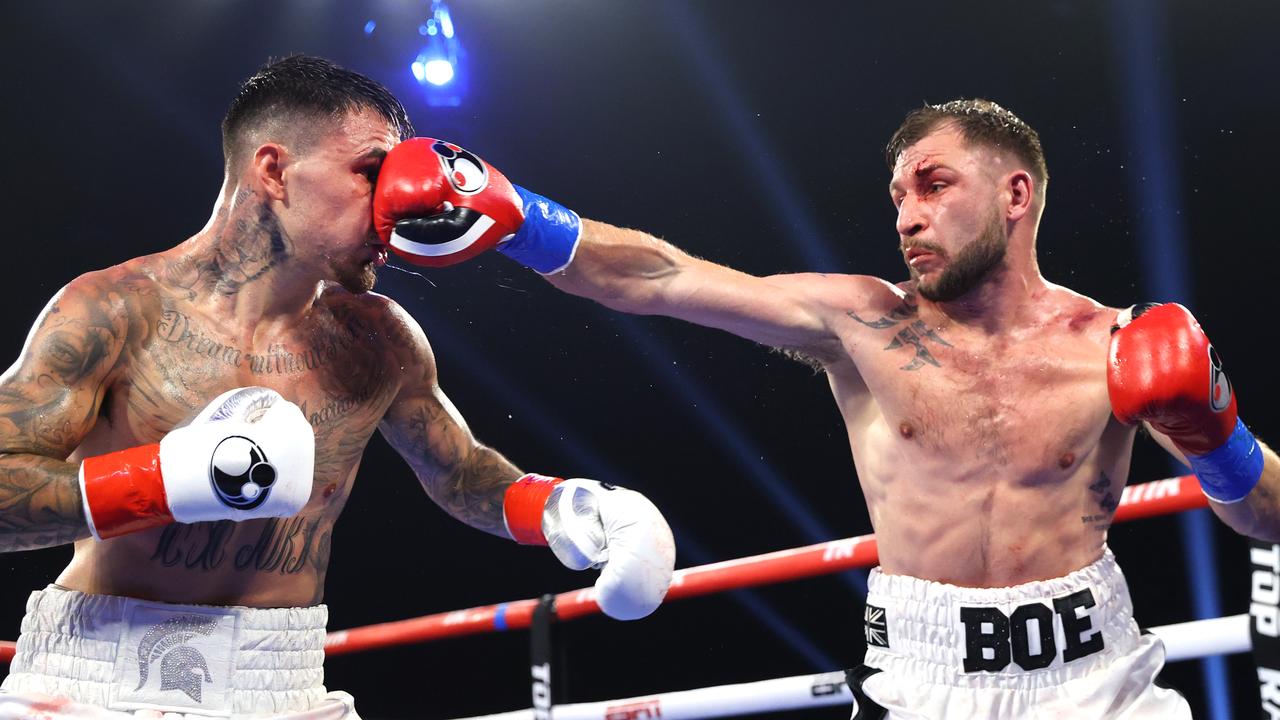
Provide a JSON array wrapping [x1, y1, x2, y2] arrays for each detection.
[[914, 210, 1008, 303], [333, 258, 378, 294]]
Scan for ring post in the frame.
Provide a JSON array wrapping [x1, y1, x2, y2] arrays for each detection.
[[530, 593, 558, 718], [1249, 539, 1280, 715]]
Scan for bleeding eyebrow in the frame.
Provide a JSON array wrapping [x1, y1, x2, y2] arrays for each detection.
[[889, 162, 950, 195]]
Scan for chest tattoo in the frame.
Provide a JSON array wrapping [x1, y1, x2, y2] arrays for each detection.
[[1082, 473, 1118, 530], [155, 309, 359, 376], [847, 297, 953, 371], [150, 515, 333, 577]]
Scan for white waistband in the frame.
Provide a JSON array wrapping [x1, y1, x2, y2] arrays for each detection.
[[1, 586, 329, 717], [862, 549, 1142, 688]]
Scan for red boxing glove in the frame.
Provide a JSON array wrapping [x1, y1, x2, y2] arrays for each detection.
[[1107, 303, 1236, 454], [373, 138, 524, 267]]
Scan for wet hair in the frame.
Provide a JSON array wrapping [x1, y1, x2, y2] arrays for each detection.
[[221, 55, 414, 170], [885, 99, 1047, 198]]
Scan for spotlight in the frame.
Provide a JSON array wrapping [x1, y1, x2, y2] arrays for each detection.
[[412, 0, 466, 107]]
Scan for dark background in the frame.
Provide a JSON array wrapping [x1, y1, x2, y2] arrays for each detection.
[[2, 1, 1277, 718]]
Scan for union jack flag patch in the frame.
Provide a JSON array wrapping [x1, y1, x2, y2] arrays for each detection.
[[864, 604, 889, 648]]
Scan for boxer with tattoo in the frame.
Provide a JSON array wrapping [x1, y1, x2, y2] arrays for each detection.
[[0, 55, 674, 719], [374, 100, 1280, 718]]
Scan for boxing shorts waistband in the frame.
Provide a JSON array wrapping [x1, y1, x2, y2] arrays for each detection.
[[1, 585, 329, 717], [862, 548, 1142, 689]]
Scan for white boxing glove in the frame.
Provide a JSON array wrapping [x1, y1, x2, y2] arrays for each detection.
[[79, 387, 316, 539], [504, 474, 675, 620]]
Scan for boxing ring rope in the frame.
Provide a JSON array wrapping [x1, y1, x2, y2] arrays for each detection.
[[0, 473, 1249, 720], [309, 474, 1209, 658], [448, 615, 1252, 720], [0, 474, 1213, 668]]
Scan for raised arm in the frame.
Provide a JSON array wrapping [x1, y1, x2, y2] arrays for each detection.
[[0, 275, 126, 552]]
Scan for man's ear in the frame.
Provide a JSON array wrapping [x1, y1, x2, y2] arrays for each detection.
[[1005, 169, 1035, 222], [252, 143, 288, 202]]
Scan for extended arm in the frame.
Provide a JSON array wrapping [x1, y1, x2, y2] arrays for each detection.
[[372, 138, 854, 356]]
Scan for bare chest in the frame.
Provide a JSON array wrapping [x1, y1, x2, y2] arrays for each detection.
[[832, 309, 1113, 474], [99, 305, 399, 484]]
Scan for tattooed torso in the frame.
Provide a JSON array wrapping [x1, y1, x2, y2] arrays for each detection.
[[808, 278, 1132, 587], [53, 254, 409, 607]]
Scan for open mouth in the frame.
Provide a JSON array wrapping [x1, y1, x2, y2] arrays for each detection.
[[365, 244, 389, 267], [905, 247, 937, 265]]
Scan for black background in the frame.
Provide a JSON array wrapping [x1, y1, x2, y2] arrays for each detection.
[[2, 1, 1277, 718]]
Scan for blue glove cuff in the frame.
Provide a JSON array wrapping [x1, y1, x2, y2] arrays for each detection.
[[1190, 417, 1265, 504], [497, 185, 582, 274]]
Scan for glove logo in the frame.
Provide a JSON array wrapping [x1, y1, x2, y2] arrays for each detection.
[[430, 140, 488, 195], [1208, 344, 1232, 413], [209, 435, 278, 511]]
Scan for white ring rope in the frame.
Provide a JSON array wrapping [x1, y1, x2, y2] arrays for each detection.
[[449, 614, 1251, 720]]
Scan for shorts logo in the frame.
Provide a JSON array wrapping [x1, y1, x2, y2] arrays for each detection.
[[864, 604, 889, 648], [430, 141, 488, 195], [209, 435, 277, 511], [960, 588, 1105, 673], [135, 615, 218, 703], [1208, 345, 1232, 413]]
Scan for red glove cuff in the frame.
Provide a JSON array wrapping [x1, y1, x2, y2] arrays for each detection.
[[80, 444, 172, 540], [503, 473, 563, 545]]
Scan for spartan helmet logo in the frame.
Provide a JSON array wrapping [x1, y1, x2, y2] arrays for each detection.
[[1208, 344, 1232, 413], [209, 435, 277, 510], [136, 615, 218, 703], [430, 140, 488, 194]]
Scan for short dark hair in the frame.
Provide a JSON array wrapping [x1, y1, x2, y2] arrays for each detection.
[[221, 55, 414, 168], [885, 99, 1048, 196]]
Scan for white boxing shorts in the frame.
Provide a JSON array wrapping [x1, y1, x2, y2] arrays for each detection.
[[847, 549, 1191, 719], [0, 586, 358, 719]]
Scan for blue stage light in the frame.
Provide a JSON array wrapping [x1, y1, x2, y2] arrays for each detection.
[[363, 20, 376, 35], [410, 1, 466, 106]]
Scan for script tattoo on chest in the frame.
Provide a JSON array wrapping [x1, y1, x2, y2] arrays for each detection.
[[154, 309, 358, 376], [846, 296, 953, 371], [1081, 473, 1118, 530]]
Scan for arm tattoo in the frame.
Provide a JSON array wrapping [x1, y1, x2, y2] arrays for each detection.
[[0, 457, 90, 552], [427, 446, 522, 537], [0, 286, 122, 552], [847, 296, 952, 371], [386, 402, 522, 538]]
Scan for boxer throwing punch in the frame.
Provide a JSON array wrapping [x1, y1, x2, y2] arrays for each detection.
[[373, 100, 1279, 718], [0, 55, 673, 719]]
